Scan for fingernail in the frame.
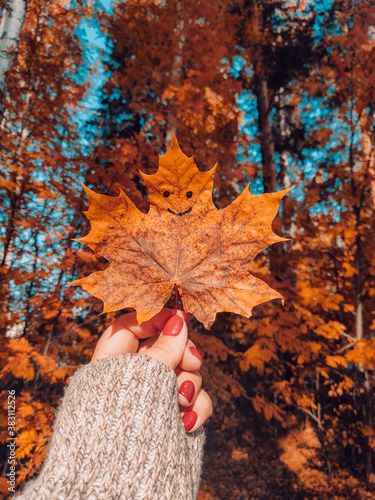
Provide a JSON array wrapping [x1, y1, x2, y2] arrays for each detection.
[[163, 315, 184, 336], [189, 346, 203, 364], [182, 410, 198, 431], [179, 380, 195, 403]]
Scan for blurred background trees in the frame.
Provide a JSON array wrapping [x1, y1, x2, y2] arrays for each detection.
[[0, 0, 375, 498]]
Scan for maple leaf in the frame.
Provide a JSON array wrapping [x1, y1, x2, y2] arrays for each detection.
[[69, 135, 291, 328]]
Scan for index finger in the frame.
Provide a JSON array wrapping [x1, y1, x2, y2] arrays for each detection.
[[91, 308, 191, 363]]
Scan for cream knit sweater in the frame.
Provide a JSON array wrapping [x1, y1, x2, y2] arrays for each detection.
[[13, 353, 205, 500]]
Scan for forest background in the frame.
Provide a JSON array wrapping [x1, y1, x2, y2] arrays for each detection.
[[0, 0, 375, 498]]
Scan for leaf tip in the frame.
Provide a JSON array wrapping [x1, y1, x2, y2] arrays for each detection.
[[210, 163, 218, 176], [281, 185, 295, 197], [202, 312, 218, 330], [79, 181, 91, 194], [99, 304, 112, 316], [169, 131, 179, 150], [138, 169, 151, 181], [80, 182, 98, 199]]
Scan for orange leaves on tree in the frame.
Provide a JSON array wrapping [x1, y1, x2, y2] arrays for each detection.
[[1, 338, 35, 382], [279, 422, 328, 491], [252, 394, 285, 422], [345, 338, 375, 370], [360, 426, 375, 452], [12, 391, 55, 479], [326, 355, 348, 369], [69, 135, 291, 328], [1, 337, 74, 384], [315, 320, 347, 340], [240, 339, 278, 374]]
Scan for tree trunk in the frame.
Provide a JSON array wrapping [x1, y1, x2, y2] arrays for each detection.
[[165, 0, 184, 148], [360, 112, 375, 209], [0, 122, 29, 270], [255, 78, 277, 193], [354, 222, 374, 480], [274, 88, 291, 190], [0, 0, 28, 120], [364, 370, 374, 481], [255, 77, 285, 278], [0, 124, 29, 316]]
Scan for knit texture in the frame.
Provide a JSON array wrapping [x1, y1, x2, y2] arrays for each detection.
[[13, 354, 205, 500]]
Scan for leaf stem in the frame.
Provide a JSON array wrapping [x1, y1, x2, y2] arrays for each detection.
[[175, 283, 178, 315]]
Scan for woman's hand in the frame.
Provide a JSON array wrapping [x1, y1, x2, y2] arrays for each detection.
[[91, 308, 212, 432]]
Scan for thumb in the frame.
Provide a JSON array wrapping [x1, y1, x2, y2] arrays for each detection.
[[145, 310, 188, 370]]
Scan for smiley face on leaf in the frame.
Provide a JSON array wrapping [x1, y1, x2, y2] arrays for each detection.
[[139, 143, 216, 217], [69, 134, 291, 329]]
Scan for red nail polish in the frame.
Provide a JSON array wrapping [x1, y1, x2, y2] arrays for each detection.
[[163, 315, 184, 336], [182, 410, 198, 431], [189, 346, 203, 364], [179, 380, 195, 403]]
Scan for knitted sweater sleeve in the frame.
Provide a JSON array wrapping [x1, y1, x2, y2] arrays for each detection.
[[13, 354, 205, 500]]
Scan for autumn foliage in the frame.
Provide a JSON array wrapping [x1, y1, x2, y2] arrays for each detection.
[[1, 0, 375, 499]]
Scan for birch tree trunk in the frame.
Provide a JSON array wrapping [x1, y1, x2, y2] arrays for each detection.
[[0, 0, 28, 120]]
